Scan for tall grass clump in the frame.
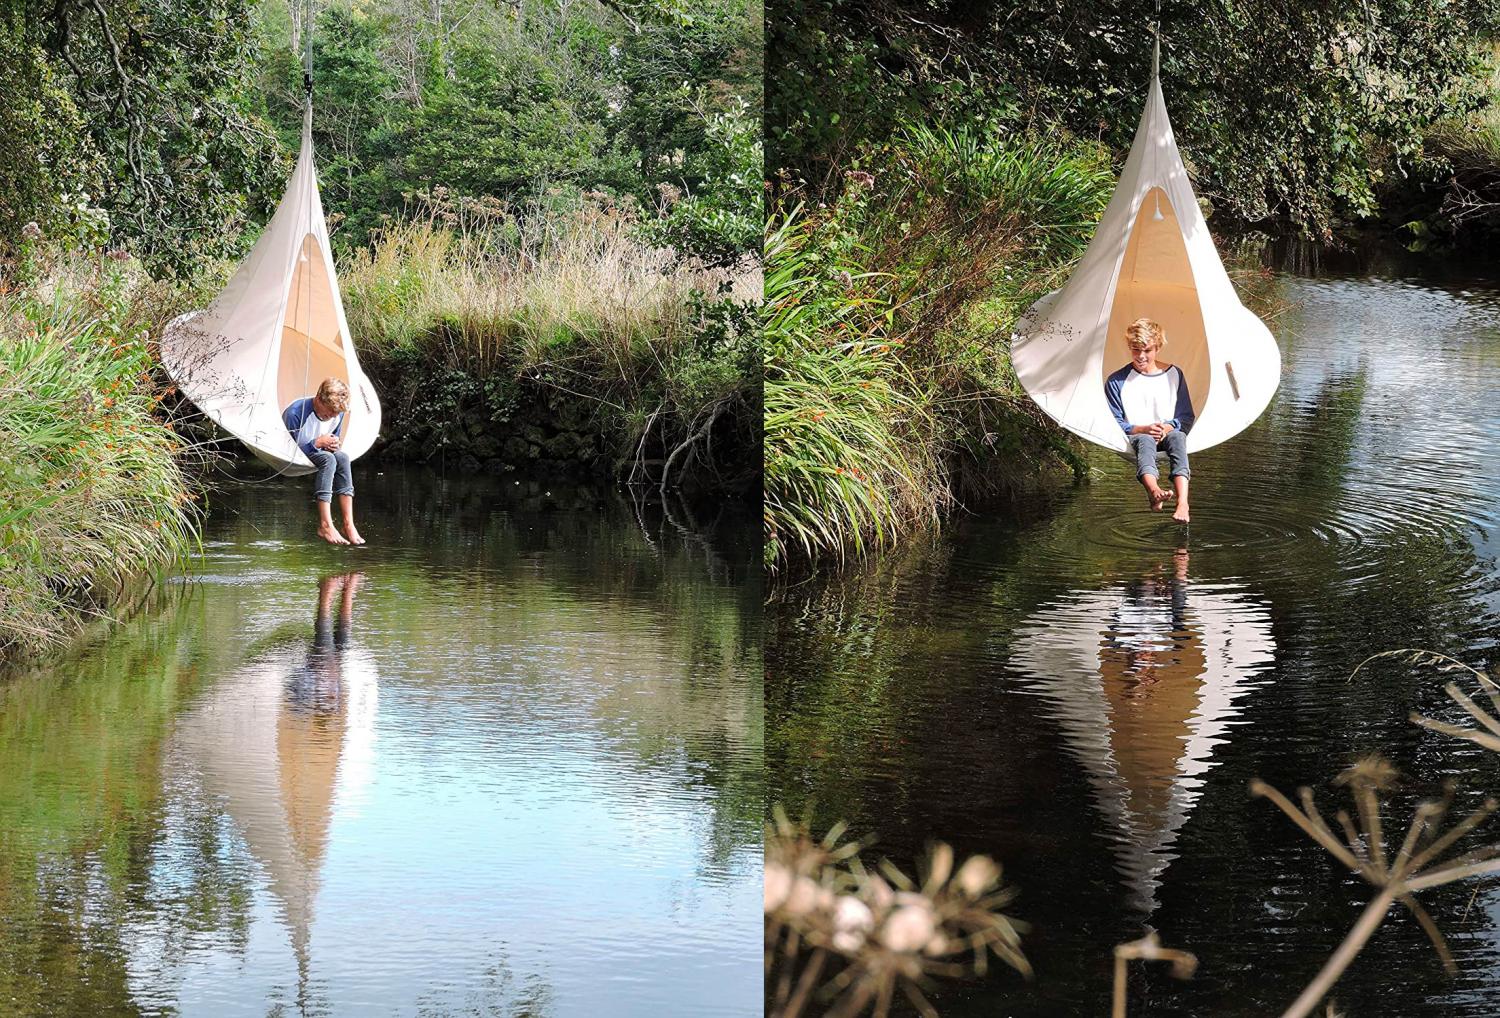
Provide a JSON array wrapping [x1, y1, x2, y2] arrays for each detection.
[[763, 208, 946, 568], [764, 126, 1114, 570], [341, 191, 761, 492], [0, 248, 201, 660]]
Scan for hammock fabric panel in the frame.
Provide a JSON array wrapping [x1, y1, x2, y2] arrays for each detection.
[[161, 104, 381, 476], [1011, 43, 1279, 454]]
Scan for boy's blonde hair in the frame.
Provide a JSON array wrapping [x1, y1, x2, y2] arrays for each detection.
[[1125, 318, 1166, 350], [317, 377, 350, 412]]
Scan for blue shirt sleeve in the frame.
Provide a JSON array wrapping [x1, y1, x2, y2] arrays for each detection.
[[283, 398, 319, 458], [1105, 366, 1132, 435], [1169, 368, 1196, 434]]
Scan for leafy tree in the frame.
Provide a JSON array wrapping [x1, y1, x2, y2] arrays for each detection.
[[770, 0, 1500, 236], [0, 7, 103, 250], [22, 0, 284, 266]]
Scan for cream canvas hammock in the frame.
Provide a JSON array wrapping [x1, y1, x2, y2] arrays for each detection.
[[1011, 40, 1279, 454], [160, 97, 381, 477]]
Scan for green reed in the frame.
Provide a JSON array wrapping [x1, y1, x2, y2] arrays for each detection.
[[0, 255, 200, 659], [764, 126, 1114, 570]]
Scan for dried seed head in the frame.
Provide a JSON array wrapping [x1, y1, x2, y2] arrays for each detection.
[[954, 855, 1000, 898], [881, 901, 938, 953], [1336, 755, 1399, 791], [764, 862, 791, 912], [831, 895, 875, 953]]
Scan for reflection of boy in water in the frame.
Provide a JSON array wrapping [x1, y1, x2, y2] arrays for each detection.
[[287, 573, 363, 714], [1105, 318, 1194, 523], [1105, 550, 1191, 698]]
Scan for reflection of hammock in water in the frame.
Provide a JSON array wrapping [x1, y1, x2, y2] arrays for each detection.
[[1009, 583, 1274, 914], [164, 640, 378, 993], [1010, 37, 1280, 455], [159, 69, 380, 477]]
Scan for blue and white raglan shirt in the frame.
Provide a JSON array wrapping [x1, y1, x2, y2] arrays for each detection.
[[282, 397, 346, 458], [1105, 365, 1196, 436]]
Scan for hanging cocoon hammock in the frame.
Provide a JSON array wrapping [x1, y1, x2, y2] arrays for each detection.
[[1011, 41, 1280, 454], [161, 103, 381, 477]]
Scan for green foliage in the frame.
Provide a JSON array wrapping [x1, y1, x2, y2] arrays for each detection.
[[645, 97, 765, 265], [764, 127, 1113, 569], [2, 0, 286, 268], [1391, 46, 1500, 249], [249, 0, 761, 265], [1, 0, 761, 267], [0, 15, 105, 251], [0, 252, 201, 658], [770, 0, 1500, 237], [341, 192, 760, 489]]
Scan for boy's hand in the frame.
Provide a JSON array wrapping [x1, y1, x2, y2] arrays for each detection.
[[1147, 423, 1172, 440], [316, 434, 341, 451]]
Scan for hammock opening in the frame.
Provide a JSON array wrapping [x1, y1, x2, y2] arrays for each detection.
[[276, 232, 351, 420], [1101, 187, 1214, 421]]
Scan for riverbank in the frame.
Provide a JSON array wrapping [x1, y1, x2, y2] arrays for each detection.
[[0, 251, 202, 661], [346, 196, 760, 495], [764, 127, 1114, 571], [1, 197, 758, 666]]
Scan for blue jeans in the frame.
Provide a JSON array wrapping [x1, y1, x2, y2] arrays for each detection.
[[1130, 430, 1189, 480], [308, 449, 353, 502]]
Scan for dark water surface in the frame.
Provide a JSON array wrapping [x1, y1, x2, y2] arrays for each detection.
[[768, 254, 1500, 1015], [0, 472, 761, 1016]]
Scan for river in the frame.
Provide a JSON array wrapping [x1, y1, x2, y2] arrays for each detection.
[[0, 471, 762, 1016], [767, 246, 1500, 1016]]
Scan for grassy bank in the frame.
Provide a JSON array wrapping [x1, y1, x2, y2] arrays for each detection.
[[0, 252, 201, 661], [344, 193, 762, 494], [764, 126, 1114, 570]]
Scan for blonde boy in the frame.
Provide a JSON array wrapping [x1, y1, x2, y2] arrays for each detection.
[[282, 377, 365, 545], [1105, 318, 1194, 523]]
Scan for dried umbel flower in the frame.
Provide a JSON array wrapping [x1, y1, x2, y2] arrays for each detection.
[[879, 897, 937, 952], [21, 221, 42, 241], [1252, 753, 1500, 1018], [766, 810, 1028, 1018], [655, 182, 683, 207], [831, 895, 875, 953]]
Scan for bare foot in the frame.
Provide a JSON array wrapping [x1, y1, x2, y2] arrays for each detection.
[[318, 522, 351, 545], [343, 524, 366, 546], [1145, 485, 1170, 511], [1172, 503, 1191, 523]]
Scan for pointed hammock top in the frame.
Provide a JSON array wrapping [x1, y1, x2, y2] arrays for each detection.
[[160, 6, 381, 477], [1011, 33, 1279, 454]]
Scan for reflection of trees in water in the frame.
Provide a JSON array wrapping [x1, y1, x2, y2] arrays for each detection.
[[1, 470, 760, 1014], [0, 602, 255, 1016]]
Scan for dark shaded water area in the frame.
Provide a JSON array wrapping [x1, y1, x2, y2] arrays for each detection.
[[0, 471, 761, 1016], [768, 251, 1500, 1015]]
